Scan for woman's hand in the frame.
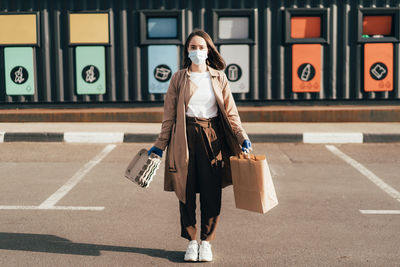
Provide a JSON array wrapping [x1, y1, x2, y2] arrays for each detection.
[[148, 146, 163, 157], [241, 139, 252, 153]]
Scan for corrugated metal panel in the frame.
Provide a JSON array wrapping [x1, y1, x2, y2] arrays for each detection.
[[0, 0, 399, 105]]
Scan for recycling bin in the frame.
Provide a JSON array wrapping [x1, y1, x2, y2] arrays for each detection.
[[213, 9, 256, 94], [0, 13, 39, 96], [358, 8, 399, 92], [68, 12, 110, 95], [285, 8, 329, 93], [140, 10, 184, 94]]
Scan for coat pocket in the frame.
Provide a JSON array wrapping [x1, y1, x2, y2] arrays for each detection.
[[167, 123, 177, 172]]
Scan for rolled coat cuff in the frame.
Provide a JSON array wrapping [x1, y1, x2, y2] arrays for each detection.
[[153, 139, 168, 151], [236, 131, 249, 147]]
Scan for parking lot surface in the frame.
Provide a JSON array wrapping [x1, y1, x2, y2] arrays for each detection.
[[0, 142, 399, 266]]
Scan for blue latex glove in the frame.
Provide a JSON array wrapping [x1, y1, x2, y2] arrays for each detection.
[[241, 139, 252, 153], [148, 146, 163, 157]]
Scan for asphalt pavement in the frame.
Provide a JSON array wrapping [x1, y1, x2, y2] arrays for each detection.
[[0, 142, 399, 266]]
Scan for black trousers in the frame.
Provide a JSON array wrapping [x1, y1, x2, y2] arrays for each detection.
[[179, 116, 224, 241]]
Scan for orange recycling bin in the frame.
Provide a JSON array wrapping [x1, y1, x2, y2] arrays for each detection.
[[364, 43, 393, 92], [292, 44, 321, 93]]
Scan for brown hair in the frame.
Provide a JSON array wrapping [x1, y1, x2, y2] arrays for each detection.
[[183, 29, 226, 70]]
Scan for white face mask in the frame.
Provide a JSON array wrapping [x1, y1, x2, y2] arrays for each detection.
[[188, 50, 208, 66]]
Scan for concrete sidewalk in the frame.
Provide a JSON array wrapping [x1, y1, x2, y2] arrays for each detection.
[[1, 122, 400, 143]]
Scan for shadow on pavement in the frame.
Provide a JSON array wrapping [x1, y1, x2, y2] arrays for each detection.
[[0, 232, 185, 263]]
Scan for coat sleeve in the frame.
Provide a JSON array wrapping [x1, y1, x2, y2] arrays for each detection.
[[220, 72, 250, 146], [153, 72, 179, 151]]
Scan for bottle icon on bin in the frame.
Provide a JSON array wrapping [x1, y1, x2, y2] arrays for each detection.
[[300, 64, 311, 81]]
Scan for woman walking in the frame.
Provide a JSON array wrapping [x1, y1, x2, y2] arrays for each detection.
[[148, 29, 251, 262]]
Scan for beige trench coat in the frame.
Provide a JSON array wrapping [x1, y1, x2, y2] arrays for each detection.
[[153, 66, 249, 204]]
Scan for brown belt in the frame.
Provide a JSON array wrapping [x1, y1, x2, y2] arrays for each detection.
[[186, 116, 223, 168], [186, 116, 220, 128]]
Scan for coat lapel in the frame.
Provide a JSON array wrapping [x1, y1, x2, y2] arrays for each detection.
[[211, 76, 223, 106], [208, 68, 226, 119], [209, 68, 242, 156], [184, 79, 198, 112]]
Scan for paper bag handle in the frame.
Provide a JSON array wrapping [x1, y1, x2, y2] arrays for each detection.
[[239, 152, 258, 160]]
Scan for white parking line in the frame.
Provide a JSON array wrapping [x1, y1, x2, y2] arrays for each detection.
[[326, 145, 400, 200], [326, 145, 400, 215], [0, 206, 39, 210], [38, 144, 116, 209], [0, 206, 104, 211], [360, 210, 400, 215], [304, 132, 363, 143], [0, 131, 4, 142]]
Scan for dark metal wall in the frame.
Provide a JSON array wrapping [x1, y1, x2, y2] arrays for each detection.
[[0, 0, 399, 106]]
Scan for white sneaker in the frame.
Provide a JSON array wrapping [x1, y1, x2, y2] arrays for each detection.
[[184, 240, 198, 262], [199, 241, 213, 262]]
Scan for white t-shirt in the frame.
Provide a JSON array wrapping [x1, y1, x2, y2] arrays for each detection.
[[186, 71, 218, 119]]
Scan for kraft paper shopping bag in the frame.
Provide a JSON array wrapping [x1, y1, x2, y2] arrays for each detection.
[[229, 153, 278, 214]]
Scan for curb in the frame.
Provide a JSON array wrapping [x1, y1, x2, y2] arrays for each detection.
[[3, 132, 63, 142], [1, 132, 400, 143]]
